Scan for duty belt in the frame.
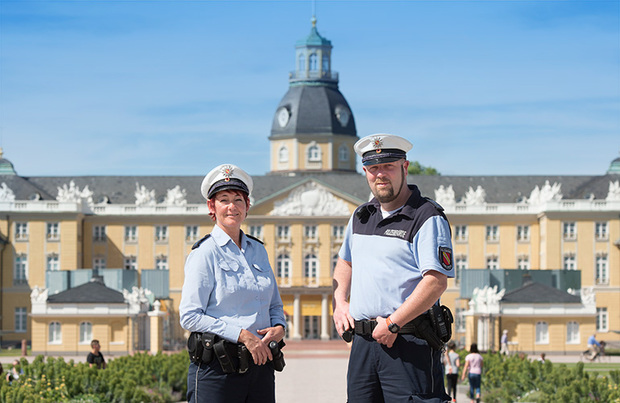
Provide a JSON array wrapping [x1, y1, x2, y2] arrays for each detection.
[[353, 319, 417, 336]]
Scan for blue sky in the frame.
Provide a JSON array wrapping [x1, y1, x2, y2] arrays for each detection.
[[0, 0, 618, 177]]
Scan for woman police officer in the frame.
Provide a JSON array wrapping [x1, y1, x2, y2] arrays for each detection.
[[180, 164, 286, 403]]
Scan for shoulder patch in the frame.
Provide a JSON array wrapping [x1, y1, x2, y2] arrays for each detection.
[[439, 246, 453, 271], [424, 197, 444, 212], [192, 234, 211, 250], [246, 234, 264, 244]]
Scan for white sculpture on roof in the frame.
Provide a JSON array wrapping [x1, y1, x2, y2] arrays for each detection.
[[434, 185, 455, 207], [528, 181, 562, 205], [463, 186, 486, 206], [469, 285, 505, 314], [164, 185, 187, 206], [57, 180, 94, 205], [270, 181, 350, 216], [606, 180, 620, 201], [0, 182, 15, 202], [135, 183, 156, 206], [30, 286, 48, 303]]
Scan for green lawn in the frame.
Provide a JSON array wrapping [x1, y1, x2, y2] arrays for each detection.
[[0, 348, 30, 357], [560, 361, 620, 375]]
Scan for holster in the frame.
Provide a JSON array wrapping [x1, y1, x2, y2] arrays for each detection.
[[187, 332, 215, 364], [214, 339, 237, 374], [411, 305, 454, 350]]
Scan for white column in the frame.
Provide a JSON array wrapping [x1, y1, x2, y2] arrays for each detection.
[[293, 293, 302, 340], [320, 293, 330, 340]]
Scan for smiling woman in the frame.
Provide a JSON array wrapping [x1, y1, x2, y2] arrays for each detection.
[[179, 163, 287, 403]]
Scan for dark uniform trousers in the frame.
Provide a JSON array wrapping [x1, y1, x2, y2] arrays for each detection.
[[347, 334, 451, 403], [187, 359, 275, 403]]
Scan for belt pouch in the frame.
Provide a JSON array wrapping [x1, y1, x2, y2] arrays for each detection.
[[214, 340, 236, 374], [238, 345, 250, 374], [201, 332, 215, 363], [187, 332, 204, 364]]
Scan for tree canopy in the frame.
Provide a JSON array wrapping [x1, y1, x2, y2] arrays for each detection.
[[408, 161, 440, 176]]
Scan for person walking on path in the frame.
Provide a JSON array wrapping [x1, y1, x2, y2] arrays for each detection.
[[444, 341, 460, 402], [461, 343, 483, 403]]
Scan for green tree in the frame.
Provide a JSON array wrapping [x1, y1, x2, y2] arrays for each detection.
[[408, 161, 440, 176]]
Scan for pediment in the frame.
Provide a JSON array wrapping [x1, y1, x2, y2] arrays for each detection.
[[250, 180, 357, 216]]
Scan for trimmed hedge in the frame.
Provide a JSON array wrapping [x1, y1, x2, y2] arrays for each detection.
[[0, 352, 188, 403]]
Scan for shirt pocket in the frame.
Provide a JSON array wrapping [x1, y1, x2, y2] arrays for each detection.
[[217, 259, 241, 293]]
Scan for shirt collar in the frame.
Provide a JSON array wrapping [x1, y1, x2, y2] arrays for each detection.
[[211, 224, 251, 249], [369, 184, 422, 219]]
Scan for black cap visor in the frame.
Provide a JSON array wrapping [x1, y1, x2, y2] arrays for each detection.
[[207, 178, 249, 199]]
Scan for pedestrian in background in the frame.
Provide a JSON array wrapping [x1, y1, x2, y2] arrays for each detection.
[[461, 343, 483, 403], [444, 340, 460, 403]]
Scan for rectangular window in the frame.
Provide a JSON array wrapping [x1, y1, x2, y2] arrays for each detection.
[[304, 225, 317, 240], [486, 256, 499, 270], [455, 225, 468, 242], [563, 222, 577, 240], [517, 225, 530, 242], [124, 256, 137, 271], [15, 222, 28, 241], [186, 225, 199, 242], [566, 321, 580, 344], [332, 225, 345, 241], [517, 256, 530, 270], [47, 254, 60, 271], [93, 225, 106, 242], [277, 225, 290, 241], [304, 254, 319, 285], [563, 254, 576, 271], [535, 321, 549, 344], [79, 322, 92, 344], [486, 225, 499, 242], [156, 255, 168, 270], [596, 308, 608, 332], [249, 225, 263, 240], [125, 225, 138, 242], [155, 225, 168, 242], [303, 315, 320, 339], [595, 222, 608, 240], [455, 307, 466, 333], [93, 257, 106, 271], [15, 307, 27, 333], [595, 255, 609, 285], [14, 254, 28, 285], [49, 322, 62, 344], [46, 222, 60, 241], [455, 255, 467, 283]]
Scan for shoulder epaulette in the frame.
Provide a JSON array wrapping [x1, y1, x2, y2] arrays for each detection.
[[424, 197, 444, 212], [246, 234, 264, 244], [192, 234, 211, 250]]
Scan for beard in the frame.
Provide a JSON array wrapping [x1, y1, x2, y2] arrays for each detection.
[[371, 166, 406, 204]]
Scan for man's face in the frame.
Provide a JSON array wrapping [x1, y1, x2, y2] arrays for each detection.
[[363, 159, 408, 204]]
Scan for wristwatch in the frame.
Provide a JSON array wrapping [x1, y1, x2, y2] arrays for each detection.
[[386, 316, 400, 334]]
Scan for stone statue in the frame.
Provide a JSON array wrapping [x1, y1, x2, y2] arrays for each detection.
[[270, 181, 350, 216], [528, 181, 562, 205], [0, 182, 15, 202], [57, 180, 94, 206], [434, 185, 455, 207], [135, 183, 156, 206], [463, 186, 486, 206], [164, 185, 187, 206], [606, 180, 620, 201]]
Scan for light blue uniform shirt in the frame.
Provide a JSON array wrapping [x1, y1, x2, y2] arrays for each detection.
[[179, 224, 286, 343], [339, 213, 454, 320]]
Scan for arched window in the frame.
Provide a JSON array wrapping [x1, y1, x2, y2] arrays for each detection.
[[308, 144, 321, 162], [49, 321, 62, 344], [535, 321, 548, 344], [338, 145, 349, 162], [322, 54, 329, 72], [566, 321, 580, 344], [279, 146, 289, 163], [298, 54, 305, 73], [304, 254, 319, 283], [309, 53, 317, 71], [80, 322, 92, 344]]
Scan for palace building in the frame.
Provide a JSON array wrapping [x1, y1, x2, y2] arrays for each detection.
[[0, 18, 619, 355]]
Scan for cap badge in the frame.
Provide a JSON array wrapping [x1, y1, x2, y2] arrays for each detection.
[[371, 136, 383, 153], [220, 165, 234, 182]]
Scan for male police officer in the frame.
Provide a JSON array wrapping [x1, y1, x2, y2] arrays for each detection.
[[332, 133, 454, 402]]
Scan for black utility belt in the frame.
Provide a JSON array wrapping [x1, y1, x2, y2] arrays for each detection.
[[352, 305, 454, 351], [187, 331, 286, 374]]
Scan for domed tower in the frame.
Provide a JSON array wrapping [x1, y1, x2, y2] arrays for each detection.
[[269, 17, 358, 174], [0, 148, 17, 175]]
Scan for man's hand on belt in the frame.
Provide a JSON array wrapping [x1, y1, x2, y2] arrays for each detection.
[[373, 316, 397, 348]]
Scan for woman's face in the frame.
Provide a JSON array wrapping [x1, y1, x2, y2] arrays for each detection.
[[207, 190, 249, 229]]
